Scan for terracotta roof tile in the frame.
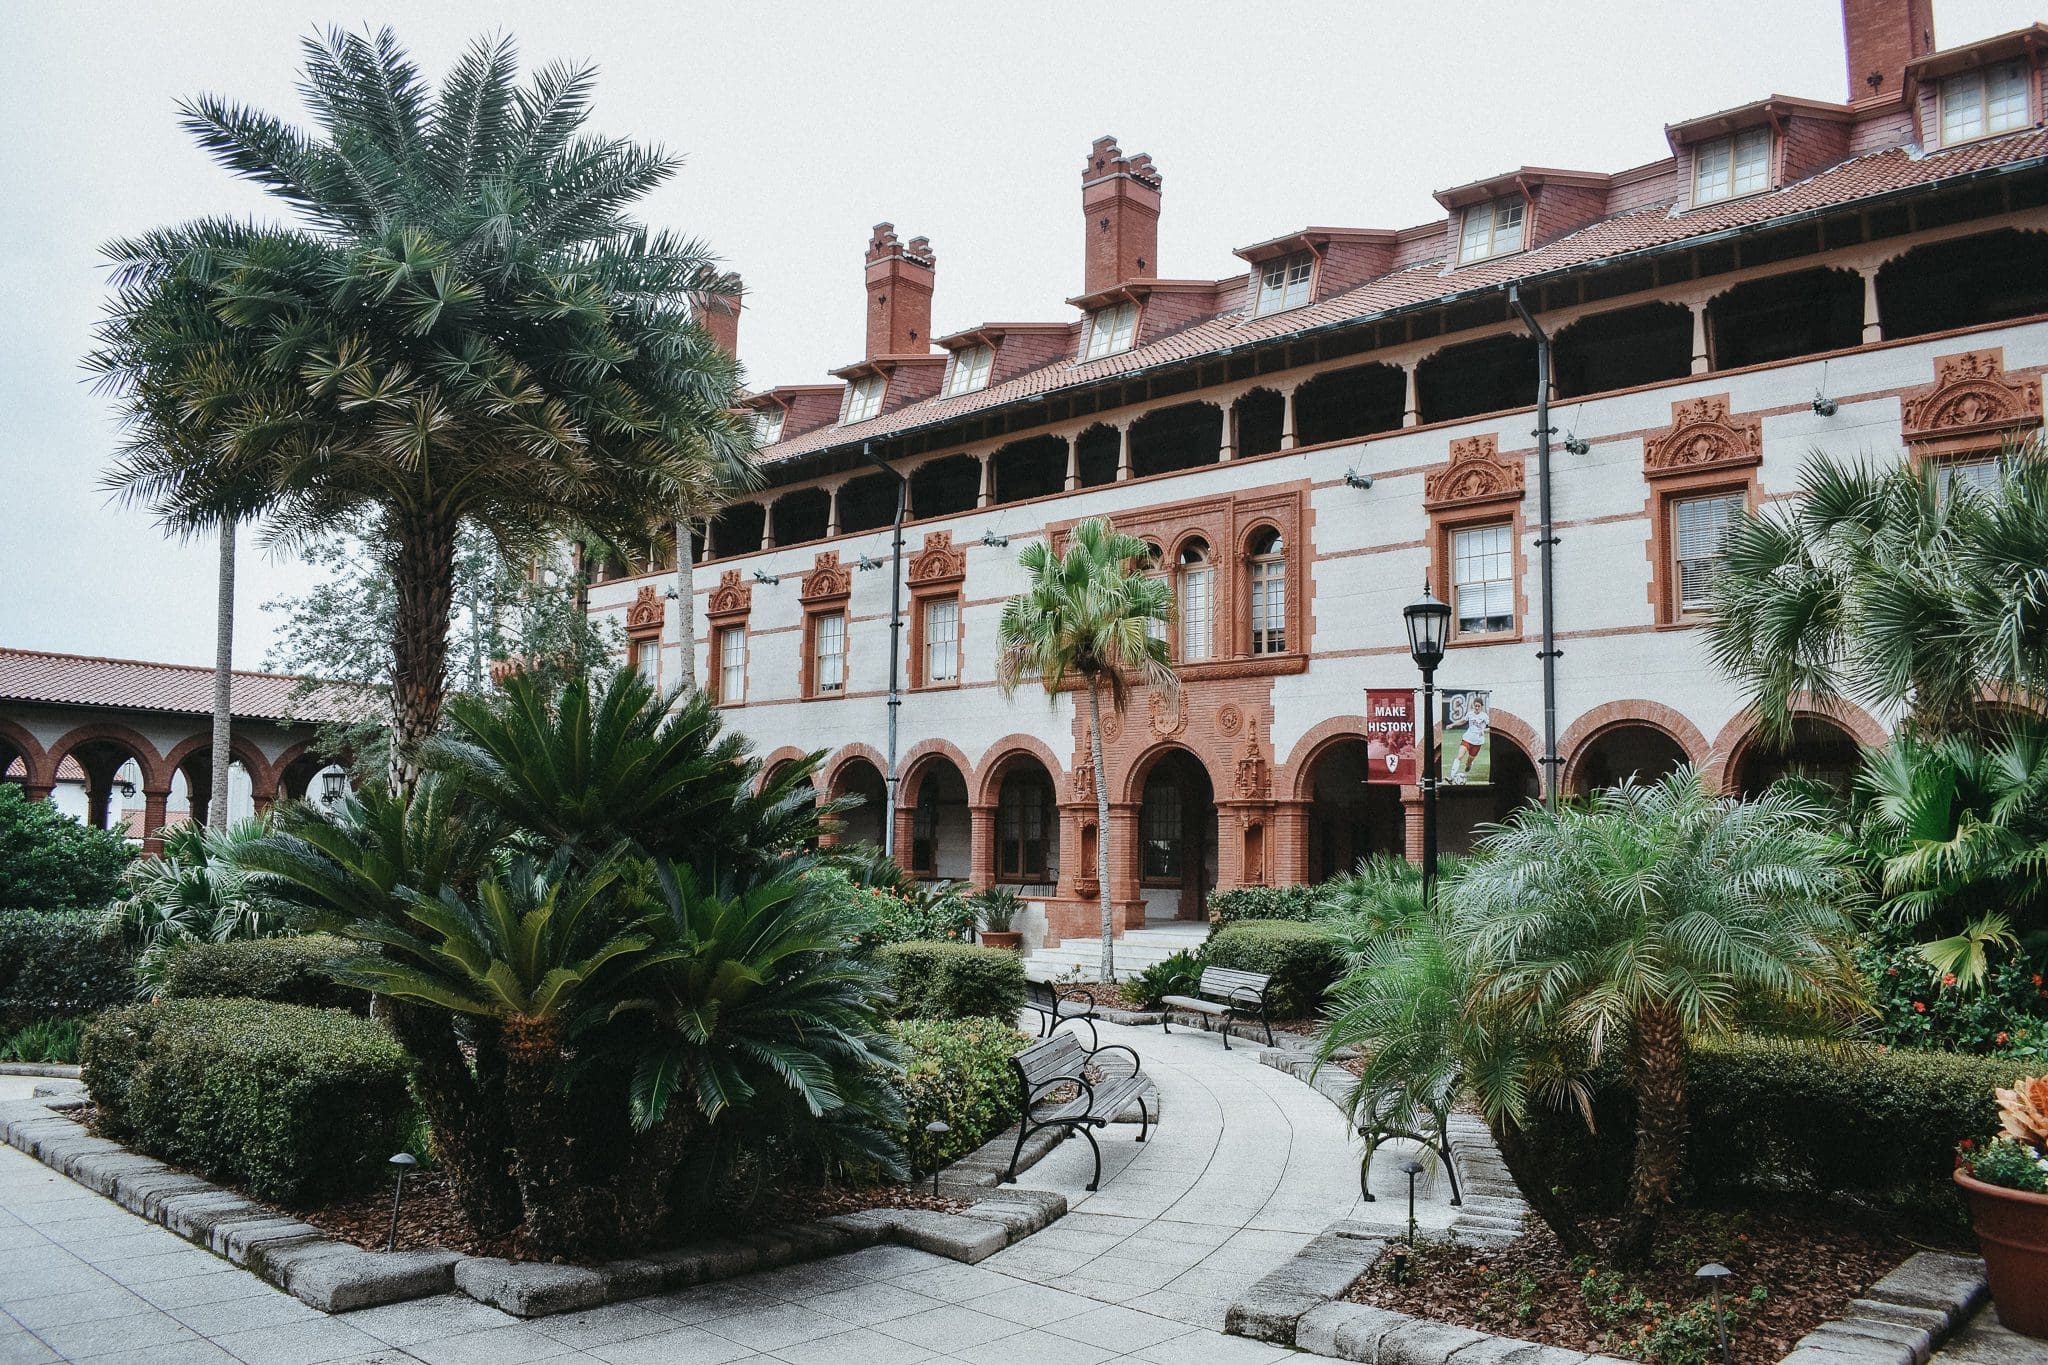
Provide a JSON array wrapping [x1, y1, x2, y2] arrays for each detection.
[[0, 649, 358, 724]]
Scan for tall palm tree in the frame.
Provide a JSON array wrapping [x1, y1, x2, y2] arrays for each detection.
[[1707, 439, 2048, 741], [996, 517, 1174, 979], [97, 28, 755, 786]]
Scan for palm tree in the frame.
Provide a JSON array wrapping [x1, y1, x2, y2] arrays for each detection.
[[1707, 439, 2048, 741], [96, 28, 755, 786], [1452, 769, 1865, 1265], [996, 517, 1175, 979]]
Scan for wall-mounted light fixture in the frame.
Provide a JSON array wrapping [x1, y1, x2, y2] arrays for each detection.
[[752, 569, 780, 586], [980, 530, 1010, 548], [1811, 393, 1839, 418], [1562, 432, 1591, 457], [1342, 469, 1373, 491], [856, 554, 882, 571]]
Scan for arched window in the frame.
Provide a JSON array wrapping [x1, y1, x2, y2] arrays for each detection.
[[1140, 542, 1168, 647], [1247, 528, 1287, 655], [1176, 540, 1213, 662], [996, 770, 1054, 882]]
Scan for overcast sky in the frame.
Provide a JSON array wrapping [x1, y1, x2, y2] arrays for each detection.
[[2, 0, 2037, 671]]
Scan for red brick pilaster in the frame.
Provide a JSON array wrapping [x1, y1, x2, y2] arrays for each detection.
[[968, 803, 996, 889]]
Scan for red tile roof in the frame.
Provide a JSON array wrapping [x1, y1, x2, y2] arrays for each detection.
[[0, 649, 359, 724], [759, 126, 2048, 466]]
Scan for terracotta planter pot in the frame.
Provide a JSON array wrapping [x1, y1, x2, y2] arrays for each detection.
[[979, 931, 1022, 950], [1955, 1166, 2048, 1338]]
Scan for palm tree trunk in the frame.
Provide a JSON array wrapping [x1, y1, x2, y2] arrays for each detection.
[[502, 1016, 612, 1258], [207, 520, 235, 830], [390, 513, 458, 791], [674, 515, 696, 693], [1613, 1002, 1688, 1267], [1088, 675, 1114, 980]]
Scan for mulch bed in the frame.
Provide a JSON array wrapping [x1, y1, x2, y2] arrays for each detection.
[[1345, 1205, 1968, 1363]]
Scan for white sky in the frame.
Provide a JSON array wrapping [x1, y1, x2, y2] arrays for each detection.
[[2, 0, 2038, 670]]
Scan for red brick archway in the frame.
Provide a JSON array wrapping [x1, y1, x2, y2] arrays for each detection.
[[46, 722, 168, 793], [971, 735, 1067, 810], [161, 733, 279, 805], [754, 745, 815, 795], [1703, 699, 1888, 795], [0, 720, 50, 790], [1558, 699, 1709, 793]]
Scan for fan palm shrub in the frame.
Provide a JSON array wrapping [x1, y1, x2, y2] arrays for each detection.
[[95, 27, 755, 784], [996, 517, 1175, 978], [107, 817, 289, 991]]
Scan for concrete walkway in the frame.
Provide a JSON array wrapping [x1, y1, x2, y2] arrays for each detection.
[[0, 1020, 1454, 1363]]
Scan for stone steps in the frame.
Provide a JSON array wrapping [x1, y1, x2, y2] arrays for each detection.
[[1025, 925, 1207, 981]]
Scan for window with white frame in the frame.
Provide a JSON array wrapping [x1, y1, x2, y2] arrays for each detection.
[[1941, 61, 2029, 145], [1247, 528, 1287, 654], [843, 374, 885, 424], [923, 596, 959, 683], [1673, 493, 1745, 615], [1177, 541, 1213, 661], [751, 408, 784, 446], [717, 625, 746, 703], [1693, 127, 1772, 204], [1254, 252, 1315, 316], [1140, 543, 1168, 646], [629, 639, 660, 686], [1457, 196, 1527, 264], [1451, 523, 1516, 635], [812, 611, 847, 692], [1081, 301, 1138, 360], [1937, 456, 2001, 502], [943, 344, 994, 397]]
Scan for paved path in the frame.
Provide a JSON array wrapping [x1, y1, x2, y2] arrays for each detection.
[[0, 1019, 1456, 1363]]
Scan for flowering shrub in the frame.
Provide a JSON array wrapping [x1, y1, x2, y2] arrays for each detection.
[[1966, 1135, 2048, 1193], [806, 867, 976, 952], [1855, 924, 2048, 1058]]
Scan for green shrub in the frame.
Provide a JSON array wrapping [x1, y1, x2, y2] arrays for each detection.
[[890, 1016, 1029, 1165], [0, 1016, 86, 1063], [1206, 883, 1325, 927], [1856, 922, 2048, 1058], [1203, 919, 1344, 1016], [876, 940, 1025, 1021], [812, 866, 978, 951], [159, 935, 357, 1011], [1523, 1036, 2027, 1224], [0, 910, 137, 1030], [0, 784, 134, 912], [82, 998, 416, 1206], [1133, 951, 1202, 1009]]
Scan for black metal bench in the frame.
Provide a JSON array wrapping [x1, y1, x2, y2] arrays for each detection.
[[1159, 965, 1274, 1049], [1003, 1032, 1149, 1191], [1024, 978, 1100, 1049], [1355, 1069, 1462, 1207]]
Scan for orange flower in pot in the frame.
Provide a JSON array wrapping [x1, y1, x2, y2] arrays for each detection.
[[1955, 1074, 2048, 1338]]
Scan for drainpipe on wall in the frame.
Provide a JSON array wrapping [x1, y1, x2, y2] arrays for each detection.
[[1508, 284, 1562, 810], [861, 442, 907, 855]]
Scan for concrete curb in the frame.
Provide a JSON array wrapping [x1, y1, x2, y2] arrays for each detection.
[[0, 1062, 82, 1078], [1779, 1253, 1988, 1365]]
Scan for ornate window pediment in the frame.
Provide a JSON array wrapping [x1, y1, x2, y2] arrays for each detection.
[[707, 569, 752, 622], [1424, 435, 1526, 509], [800, 551, 852, 603], [1901, 349, 2043, 445], [1643, 395, 1762, 480], [907, 531, 967, 587], [625, 585, 665, 638]]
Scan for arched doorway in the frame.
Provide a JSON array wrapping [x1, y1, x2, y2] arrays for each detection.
[[170, 750, 259, 827], [990, 755, 1058, 893], [1572, 724, 1689, 794], [1439, 735, 1541, 855], [905, 756, 971, 881], [1302, 739, 1405, 882], [830, 757, 888, 848], [50, 730, 156, 836], [1731, 716, 1862, 797], [1135, 749, 1217, 921]]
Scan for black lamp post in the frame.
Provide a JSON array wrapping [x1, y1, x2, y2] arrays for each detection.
[[924, 1120, 950, 1198], [1403, 581, 1452, 911], [1400, 1154, 1424, 1248]]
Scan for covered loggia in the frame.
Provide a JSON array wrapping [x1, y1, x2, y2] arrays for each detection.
[[1293, 362, 1405, 447], [1877, 229, 2048, 340], [1232, 388, 1285, 459], [1730, 714, 1863, 797], [991, 434, 1068, 503], [904, 754, 972, 880], [1706, 267, 1862, 370], [829, 756, 888, 848], [837, 470, 901, 535], [1128, 401, 1223, 479], [909, 454, 980, 520], [1571, 723, 1689, 795], [1074, 423, 1122, 487], [709, 501, 766, 558], [771, 487, 832, 547], [1416, 333, 1539, 424], [1553, 302, 1693, 399], [1300, 738, 1405, 882], [1134, 747, 1217, 921]]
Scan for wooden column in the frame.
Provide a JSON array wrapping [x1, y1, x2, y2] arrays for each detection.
[[1116, 424, 1133, 481], [1219, 401, 1238, 462], [1062, 435, 1080, 491], [1690, 301, 1711, 375], [759, 501, 776, 551], [1280, 385, 1299, 450], [1401, 363, 1421, 427], [977, 454, 994, 508], [1860, 267, 1883, 344], [825, 485, 842, 538]]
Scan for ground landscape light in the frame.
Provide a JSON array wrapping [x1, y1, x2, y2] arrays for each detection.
[[386, 1152, 420, 1252]]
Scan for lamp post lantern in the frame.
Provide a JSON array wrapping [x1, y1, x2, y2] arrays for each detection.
[[1403, 581, 1452, 911]]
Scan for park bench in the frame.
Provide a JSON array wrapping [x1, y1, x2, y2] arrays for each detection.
[[1024, 978, 1100, 1049], [1003, 1032, 1149, 1191], [1353, 1068, 1463, 1207], [1158, 965, 1275, 1050]]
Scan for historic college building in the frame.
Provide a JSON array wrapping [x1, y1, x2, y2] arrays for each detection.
[[585, 0, 2048, 953]]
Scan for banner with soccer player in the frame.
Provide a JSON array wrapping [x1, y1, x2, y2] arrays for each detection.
[[1364, 688, 1417, 785], [1441, 688, 1492, 786]]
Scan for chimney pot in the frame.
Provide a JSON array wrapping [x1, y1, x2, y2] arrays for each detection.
[[695, 276, 741, 355], [1080, 135, 1163, 295], [864, 223, 936, 359]]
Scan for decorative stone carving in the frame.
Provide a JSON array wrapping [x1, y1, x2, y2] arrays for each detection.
[[707, 569, 751, 620], [625, 585, 664, 637], [1101, 711, 1123, 745], [1217, 703, 1244, 737], [1148, 687, 1188, 739], [800, 551, 852, 602], [907, 530, 967, 585], [1643, 395, 1762, 479], [1901, 350, 2042, 442], [1233, 730, 1270, 801], [1070, 761, 1095, 802], [1424, 434, 1525, 508]]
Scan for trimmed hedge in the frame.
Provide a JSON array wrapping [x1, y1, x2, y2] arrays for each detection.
[[1206, 884, 1325, 927], [891, 1016, 1029, 1166], [82, 998, 415, 1206], [876, 940, 1025, 1022], [1203, 919, 1344, 1017], [159, 935, 358, 1011], [0, 910, 136, 1030], [1524, 1036, 2028, 1224]]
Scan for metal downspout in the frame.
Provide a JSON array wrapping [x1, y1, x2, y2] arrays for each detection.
[[1509, 284, 1562, 810]]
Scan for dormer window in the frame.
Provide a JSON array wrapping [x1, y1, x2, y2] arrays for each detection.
[[843, 374, 885, 424], [1693, 127, 1772, 205], [1254, 253, 1315, 316], [1081, 301, 1138, 361], [751, 409, 784, 446], [1457, 196, 1526, 264], [944, 344, 994, 397], [1941, 60, 2029, 145]]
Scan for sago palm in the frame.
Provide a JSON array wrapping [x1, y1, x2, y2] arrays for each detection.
[[996, 517, 1175, 979], [96, 27, 755, 784], [1453, 769, 1865, 1266]]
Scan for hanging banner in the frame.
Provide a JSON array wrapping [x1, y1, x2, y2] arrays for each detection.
[[1441, 688, 1492, 786], [1364, 688, 1417, 785]]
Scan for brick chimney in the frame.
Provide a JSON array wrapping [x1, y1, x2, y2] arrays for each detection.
[[696, 280, 741, 354], [864, 224, 936, 358], [1842, 0, 1935, 102], [1081, 136, 1162, 295]]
